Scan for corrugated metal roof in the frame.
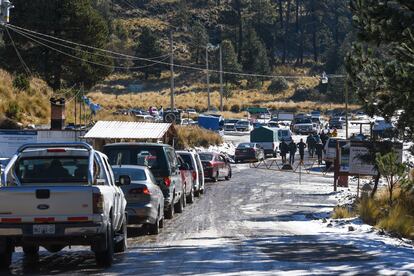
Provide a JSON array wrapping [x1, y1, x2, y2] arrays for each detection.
[[84, 121, 173, 140]]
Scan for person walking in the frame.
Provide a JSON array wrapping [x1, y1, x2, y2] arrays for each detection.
[[315, 141, 324, 165], [297, 139, 307, 162], [306, 134, 315, 158], [279, 140, 289, 164], [289, 141, 297, 165]]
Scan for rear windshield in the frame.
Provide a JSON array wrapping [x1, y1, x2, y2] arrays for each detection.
[[199, 153, 213, 161], [15, 157, 89, 184], [105, 146, 167, 170], [112, 168, 147, 181], [178, 154, 194, 169], [238, 143, 254, 149]]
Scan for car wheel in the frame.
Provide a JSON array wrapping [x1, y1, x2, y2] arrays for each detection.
[[225, 168, 232, 180], [165, 202, 174, 219], [114, 215, 128, 253], [187, 187, 194, 204], [23, 245, 39, 256], [194, 188, 200, 197], [212, 171, 219, 182], [174, 193, 184, 213], [95, 222, 114, 267], [148, 219, 160, 235], [0, 240, 13, 269]]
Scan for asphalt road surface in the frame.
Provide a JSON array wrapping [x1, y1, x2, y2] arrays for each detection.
[[6, 160, 411, 275]]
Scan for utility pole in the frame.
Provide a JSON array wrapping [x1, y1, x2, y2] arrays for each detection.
[[169, 30, 175, 111], [345, 80, 349, 139], [219, 44, 224, 112], [206, 46, 211, 112]]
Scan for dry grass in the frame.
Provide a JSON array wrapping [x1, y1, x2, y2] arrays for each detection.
[[0, 70, 52, 125], [88, 74, 359, 116], [332, 206, 355, 219], [175, 125, 223, 150], [358, 187, 414, 239]]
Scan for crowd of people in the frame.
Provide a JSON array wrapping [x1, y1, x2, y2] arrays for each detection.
[[279, 129, 338, 166]]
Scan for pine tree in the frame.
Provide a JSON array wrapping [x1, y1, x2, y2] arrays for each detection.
[[221, 40, 242, 84], [348, 0, 414, 139], [134, 27, 165, 80], [242, 28, 270, 87], [2, 0, 112, 90], [189, 21, 209, 64]]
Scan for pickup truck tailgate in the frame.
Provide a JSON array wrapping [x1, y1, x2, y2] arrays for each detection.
[[0, 186, 93, 221]]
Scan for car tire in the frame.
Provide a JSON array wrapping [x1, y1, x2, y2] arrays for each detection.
[[114, 216, 128, 253], [148, 219, 160, 235], [0, 240, 13, 269], [186, 187, 194, 204], [159, 216, 164, 229], [225, 168, 232, 180], [23, 245, 39, 256], [174, 194, 184, 213], [165, 202, 174, 219], [95, 222, 114, 267], [212, 171, 219, 182], [194, 188, 200, 197]]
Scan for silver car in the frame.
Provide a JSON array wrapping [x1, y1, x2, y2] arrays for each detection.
[[112, 165, 164, 235], [177, 151, 205, 196]]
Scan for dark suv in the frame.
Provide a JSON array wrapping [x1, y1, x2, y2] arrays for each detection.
[[104, 143, 184, 219]]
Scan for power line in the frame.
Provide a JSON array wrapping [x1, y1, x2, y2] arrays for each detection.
[[7, 24, 170, 61], [5, 26, 31, 75], [4, 23, 346, 80], [6, 25, 170, 70], [7, 24, 170, 64]]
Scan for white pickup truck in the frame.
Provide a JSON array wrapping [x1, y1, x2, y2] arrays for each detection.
[[0, 143, 127, 268]]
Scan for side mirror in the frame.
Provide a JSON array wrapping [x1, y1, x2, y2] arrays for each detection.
[[117, 175, 131, 186]]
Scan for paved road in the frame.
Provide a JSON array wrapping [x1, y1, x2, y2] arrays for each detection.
[[7, 161, 409, 275]]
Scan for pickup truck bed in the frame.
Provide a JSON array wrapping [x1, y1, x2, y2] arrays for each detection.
[[0, 143, 127, 269]]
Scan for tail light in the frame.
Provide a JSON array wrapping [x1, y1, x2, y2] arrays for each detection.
[[192, 171, 197, 181], [93, 193, 104, 214], [164, 177, 171, 187], [129, 187, 150, 195], [249, 148, 255, 152], [206, 162, 213, 168], [47, 148, 66, 153]]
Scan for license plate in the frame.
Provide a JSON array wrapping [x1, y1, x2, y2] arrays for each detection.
[[33, 224, 55, 235]]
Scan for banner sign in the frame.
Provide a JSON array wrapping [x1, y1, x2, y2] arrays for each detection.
[[349, 141, 403, 176], [0, 130, 37, 158]]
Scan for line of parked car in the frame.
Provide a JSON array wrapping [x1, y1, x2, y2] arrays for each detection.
[[0, 142, 232, 269]]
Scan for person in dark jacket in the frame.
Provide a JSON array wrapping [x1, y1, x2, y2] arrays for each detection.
[[279, 140, 289, 164], [289, 141, 297, 165], [315, 141, 324, 165], [297, 139, 307, 162], [306, 134, 316, 158]]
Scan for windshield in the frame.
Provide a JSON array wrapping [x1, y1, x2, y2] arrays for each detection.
[[199, 153, 214, 161], [296, 119, 312, 124], [105, 146, 166, 170], [237, 121, 249, 126], [15, 157, 89, 184], [112, 168, 147, 181]]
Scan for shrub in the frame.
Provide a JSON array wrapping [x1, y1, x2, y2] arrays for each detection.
[[175, 126, 223, 149], [290, 87, 325, 102], [357, 198, 381, 226], [332, 206, 355, 219], [378, 205, 414, 239], [268, 77, 289, 95], [230, 104, 240, 113], [5, 101, 22, 121], [13, 74, 30, 91], [222, 104, 229, 111]]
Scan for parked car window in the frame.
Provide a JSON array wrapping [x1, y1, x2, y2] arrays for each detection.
[[105, 146, 166, 171], [165, 148, 178, 171], [15, 157, 89, 184], [199, 153, 214, 161], [179, 154, 194, 169]]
